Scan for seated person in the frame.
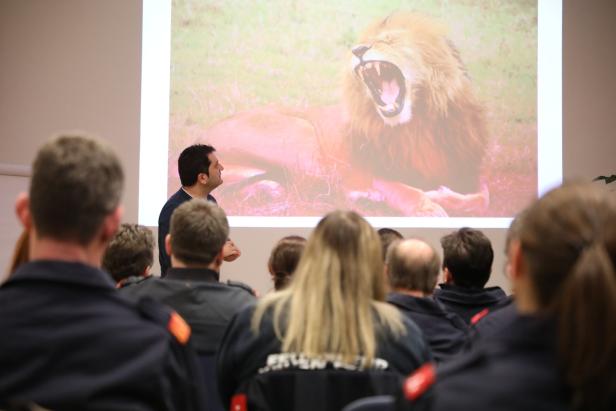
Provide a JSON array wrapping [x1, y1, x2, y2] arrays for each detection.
[[121, 199, 256, 355], [377, 227, 403, 262], [216, 210, 431, 411], [408, 183, 616, 411], [386, 239, 468, 363], [0, 135, 205, 410], [267, 235, 306, 290], [102, 223, 154, 288], [434, 227, 510, 323]]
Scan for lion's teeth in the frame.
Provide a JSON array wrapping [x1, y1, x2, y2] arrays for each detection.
[[376, 62, 381, 76]]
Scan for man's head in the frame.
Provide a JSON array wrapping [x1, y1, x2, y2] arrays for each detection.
[[178, 144, 223, 190], [102, 224, 154, 283], [17, 135, 124, 246], [166, 199, 229, 268], [440, 227, 494, 288], [386, 239, 441, 294], [378, 228, 404, 261]]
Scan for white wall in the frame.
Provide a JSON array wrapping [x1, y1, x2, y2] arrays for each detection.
[[1, 0, 615, 294]]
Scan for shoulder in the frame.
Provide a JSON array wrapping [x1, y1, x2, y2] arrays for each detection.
[[226, 279, 257, 296]]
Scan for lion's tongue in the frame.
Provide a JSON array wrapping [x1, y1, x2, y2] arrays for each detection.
[[381, 79, 399, 105]]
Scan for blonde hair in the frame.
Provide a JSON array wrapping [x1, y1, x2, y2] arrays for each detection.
[[252, 210, 404, 364]]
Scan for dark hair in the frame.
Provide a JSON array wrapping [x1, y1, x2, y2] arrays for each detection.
[[170, 199, 229, 266], [178, 144, 216, 186], [519, 182, 616, 410], [378, 228, 404, 261], [440, 227, 493, 288], [30, 135, 124, 245], [8, 230, 30, 276], [268, 236, 307, 290], [387, 239, 441, 294], [102, 224, 154, 283]]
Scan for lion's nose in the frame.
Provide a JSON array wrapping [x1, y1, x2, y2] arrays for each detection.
[[352, 45, 370, 58]]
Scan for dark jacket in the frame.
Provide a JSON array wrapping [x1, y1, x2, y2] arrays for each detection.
[[157, 188, 217, 276], [431, 314, 571, 411], [216, 304, 432, 410], [120, 267, 255, 355], [387, 293, 467, 363], [0, 260, 206, 411], [464, 302, 518, 350], [433, 283, 511, 324]]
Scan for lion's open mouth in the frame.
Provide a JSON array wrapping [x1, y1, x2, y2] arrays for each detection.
[[355, 61, 406, 118]]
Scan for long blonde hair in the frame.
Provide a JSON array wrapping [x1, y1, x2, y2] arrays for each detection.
[[252, 210, 404, 364]]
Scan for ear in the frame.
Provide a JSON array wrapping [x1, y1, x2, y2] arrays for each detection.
[[165, 234, 172, 256], [443, 267, 454, 284], [508, 240, 525, 281], [197, 172, 209, 185], [101, 206, 122, 243], [15, 192, 32, 230]]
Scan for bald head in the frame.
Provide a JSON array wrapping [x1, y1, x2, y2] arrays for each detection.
[[386, 239, 441, 295]]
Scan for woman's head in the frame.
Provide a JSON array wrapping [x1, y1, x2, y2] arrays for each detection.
[[513, 182, 616, 410], [268, 236, 306, 290], [292, 210, 387, 301], [254, 210, 402, 364]]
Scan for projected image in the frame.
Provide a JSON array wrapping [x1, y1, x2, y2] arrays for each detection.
[[168, 0, 537, 217]]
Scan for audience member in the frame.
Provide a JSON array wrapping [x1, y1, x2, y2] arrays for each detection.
[[434, 227, 509, 323], [217, 210, 431, 410], [123, 199, 256, 355], [407, 182, 616, 410], [101, 223, 154, 288], [0, 135, 206, 410], [386, 239, 467, 362], [267, 235, 306, 290], [378, 227, 404, 261], [158, 144, 237, 275]]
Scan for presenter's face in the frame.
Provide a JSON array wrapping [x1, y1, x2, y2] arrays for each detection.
[[207, 153, 224, 187]]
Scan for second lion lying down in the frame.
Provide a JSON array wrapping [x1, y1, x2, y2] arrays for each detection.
[[200, 12, 489, 216]]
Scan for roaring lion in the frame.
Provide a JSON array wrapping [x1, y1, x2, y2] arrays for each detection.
[[199, 12, 489, 216]]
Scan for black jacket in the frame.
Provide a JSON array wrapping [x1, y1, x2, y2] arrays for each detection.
[[387, 293, 467, 363], [120, 267, 255, 355], [432, 314, 570, 411], [216, 304, 432, 410], [0, 260, 206, 411], [433, 283, 510, 324]]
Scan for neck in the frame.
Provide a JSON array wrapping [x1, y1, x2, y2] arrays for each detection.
[[30, 236, 103, 267], [183, 184, 212, 199], [394, 288, 430, 298], [170, 256, 220, 273]]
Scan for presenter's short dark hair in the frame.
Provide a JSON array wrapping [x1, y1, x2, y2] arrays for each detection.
[[178, 144, 216, 186], [29, 134, 124, 245], [440, 227, 494, 288]]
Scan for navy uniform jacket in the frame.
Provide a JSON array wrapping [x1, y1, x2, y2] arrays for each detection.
[[120, 267, 256, 355], [387, 293, 467, 363], [158, 188, 217, 276], [0, 260, 206, 410], [217, 304, 432, 410], [431, 314, 571, 411], [464, 302, 518, 351], [433, 283, 511, 324]]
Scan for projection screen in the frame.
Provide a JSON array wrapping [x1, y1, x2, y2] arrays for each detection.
[[139, 0, 561, 228]]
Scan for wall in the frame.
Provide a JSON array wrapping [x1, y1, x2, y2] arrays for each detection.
[[1, 0, 615, 294]]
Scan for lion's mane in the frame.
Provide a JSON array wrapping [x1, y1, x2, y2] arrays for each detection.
[[343, 12, 487, 194]]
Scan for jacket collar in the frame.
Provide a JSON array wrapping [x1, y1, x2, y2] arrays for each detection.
[[164, 267, 220, 283], [6, 260, 116, 289]]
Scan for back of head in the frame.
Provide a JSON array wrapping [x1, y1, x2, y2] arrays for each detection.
[[387, 239, 441, 294], [440, 227, 494, 288], [378, 228, 404, 261], [255, 210, 402, 364], [268, 235, 307, 290], [178, 144, 215, 186], [30, 135, 124, 245], [518, 182, 616, 410], [169, 199, 229, 266], [102, 224, 154, 283]]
